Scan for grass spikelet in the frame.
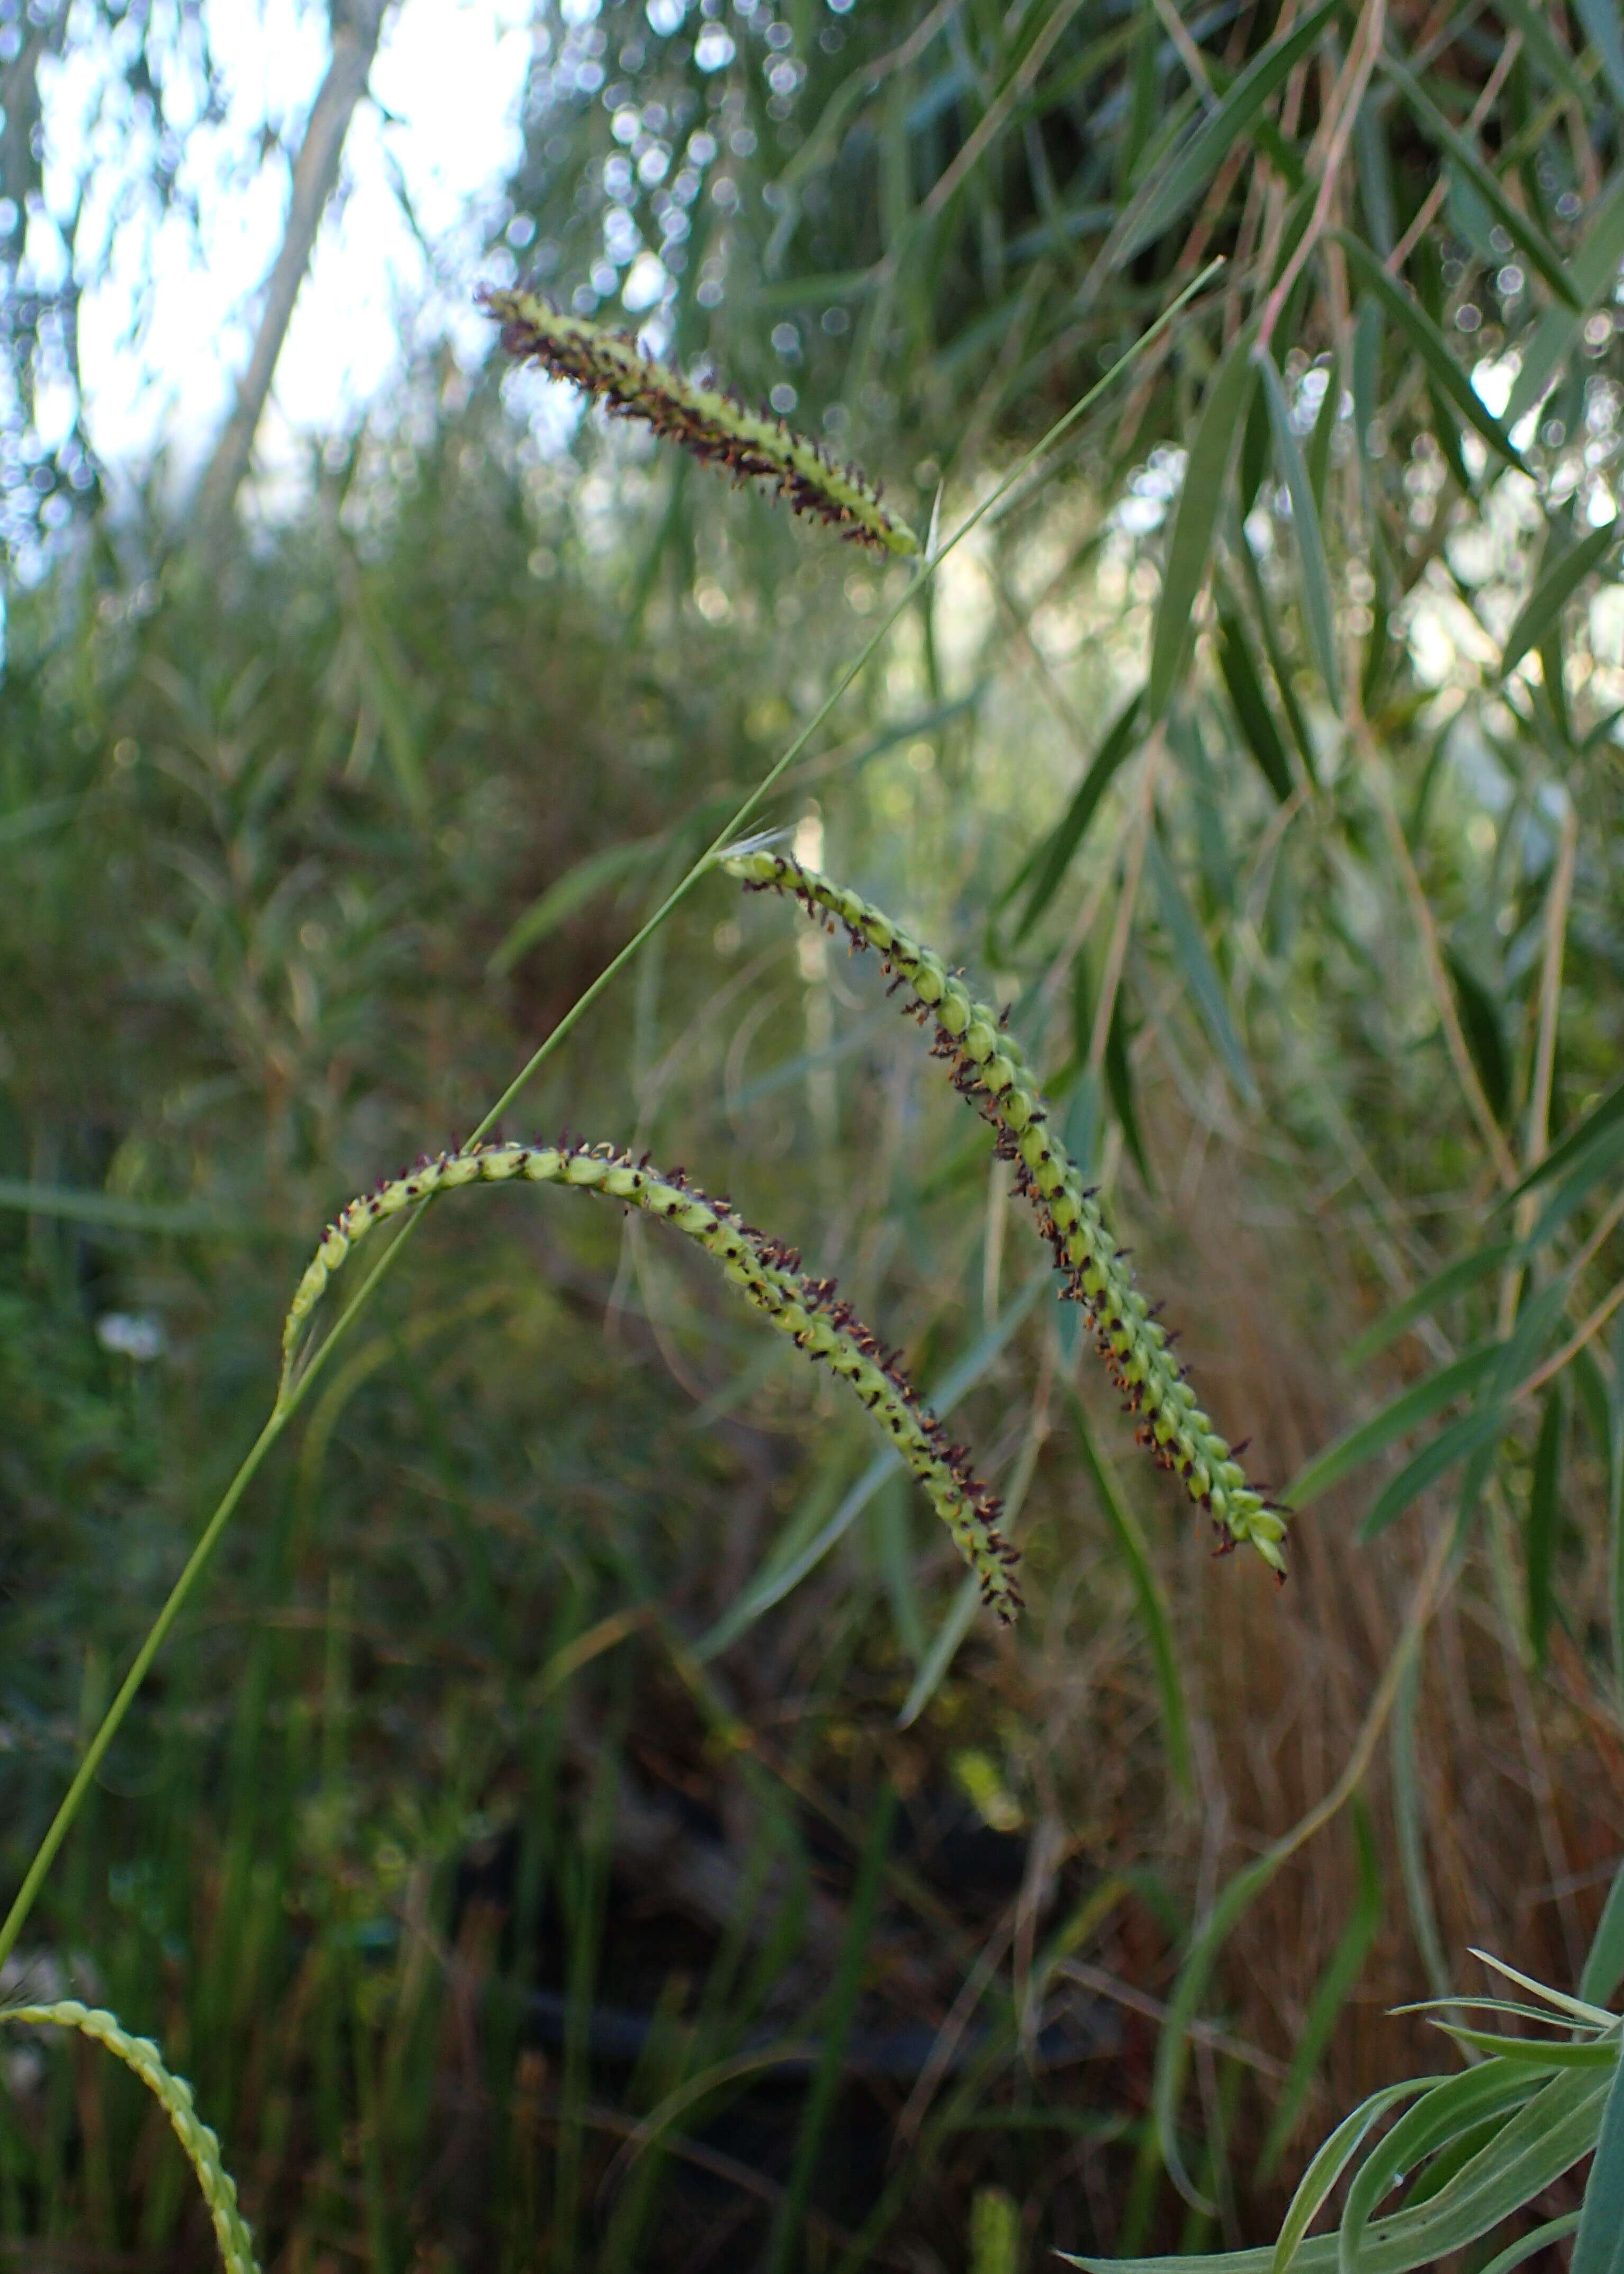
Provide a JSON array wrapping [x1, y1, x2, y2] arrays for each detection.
[[283, 1139, 1018, 1619], [2, 2002, 259, 2274], [725, 850, 1289, 1578], [480, 287, 919, 558]]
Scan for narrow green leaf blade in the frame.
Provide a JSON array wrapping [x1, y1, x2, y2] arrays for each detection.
[[1337, 2061, 1542, 2274], [1361, 1404, 1509, 1540], [1506, 171, 1624, 425], [1111, 0, 1339, 261], [1068, 1387, 1191, 1792], [1581, 1857, 1624, 2009], [1343, 1243, 1518, 1369], [1336, 234, 1527, 472], [699, 1272, 1049, 1655], [1016, 691, 1145, 939], [1575, 0, 1624, 110], [1271, 2080, 1435, 2274], [490, 833, 666, 976], [1257, 1799, 1383, 2184], [1434, 2025, 1614, 2068], [1572, 2054, 1624, 2274], [1385, 59, 1582, 310], [1144, 827, 1258, 1104], [1217, 604, 1295, 801], [896, 1568, 980, 1729], [1148, 331, 1259, 722], [1287, 1343, 1505, 1509], [1521, 1116, 1624, 1255], [1442, 947, 1511, 1124], [1476, 2216, 1583, 2274], [1506, 1070, 1624, 1204], [1501, 521, 1619, 679], [1257, 349, 1342, 711], [1525, 1384, 1565, 1668], [1368, 2067, 1609, 2270]]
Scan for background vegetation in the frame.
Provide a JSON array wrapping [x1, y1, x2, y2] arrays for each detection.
[[2, 0, 1622, 2265]]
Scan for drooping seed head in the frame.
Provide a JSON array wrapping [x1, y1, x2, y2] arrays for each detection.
[[726, 848, 1288, 1578], [282, 1138, 1018, 1620]]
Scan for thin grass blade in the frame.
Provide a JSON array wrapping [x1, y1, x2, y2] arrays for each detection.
[[1336, 234, 1526, 472], [1256, 349, 1341, 712], [1148, 331, 1258, 723], [1500, 521, 1620, 680], [1110, 0, 1337, 262]]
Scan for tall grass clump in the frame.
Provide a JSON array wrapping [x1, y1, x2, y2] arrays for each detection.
[[1, 265, 1232, 2258]]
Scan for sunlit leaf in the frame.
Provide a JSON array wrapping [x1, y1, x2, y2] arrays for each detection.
[[1336, 234, 1527, 472], [1501, 521, 1620, 680], [1257, 348, 1342, 712], [1148, 329, 1258, 722]]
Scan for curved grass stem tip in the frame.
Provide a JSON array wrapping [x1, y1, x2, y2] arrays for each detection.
[[3, 2003, 259, 2274], [725, 850, 1289, 1579], [283, 1138, 1017, 1620], [480, 287, 918, 558]]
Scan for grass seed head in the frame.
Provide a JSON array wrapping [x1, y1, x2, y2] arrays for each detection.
[[282, 1139, 1018, 1620], [2, 2004, 259, 2274], [726, 847, 1288, 1578], [480, 288, 919, 558]]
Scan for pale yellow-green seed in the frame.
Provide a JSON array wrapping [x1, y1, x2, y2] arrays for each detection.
[[3, 2003, 259, 2274]]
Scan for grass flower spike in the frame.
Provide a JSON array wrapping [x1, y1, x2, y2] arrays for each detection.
[[481, 288, 918, 557], [2, 2004, 259, 2274], [726, 850, 1288, 1577], [284, 1139, 1018, 1620]]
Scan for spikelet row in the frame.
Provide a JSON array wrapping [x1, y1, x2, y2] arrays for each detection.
[[725, 851, 1289, 1577], [282, 1138, 1018, 1620], [481, 288, 919, 558], [3, 2002, 259, 2274]]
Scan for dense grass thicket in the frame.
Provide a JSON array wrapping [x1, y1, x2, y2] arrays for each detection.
[[3, 0, 1624, 2266]]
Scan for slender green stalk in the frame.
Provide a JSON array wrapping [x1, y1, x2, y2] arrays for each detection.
[[0, 257, 1223, 1976]]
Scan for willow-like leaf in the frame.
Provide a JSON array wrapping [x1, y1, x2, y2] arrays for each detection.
[[727, 850, 1288, 1575], [282, 1137, 1017, 1619], [1500, 521, 1620, 680]]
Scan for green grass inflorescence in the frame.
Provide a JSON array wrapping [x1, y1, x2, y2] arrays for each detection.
[[481, 288, 919, 557], [283, 1137, 1019, 1619], [726, 850, 1289, 1577], [2, 2004, 259, 2274]]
